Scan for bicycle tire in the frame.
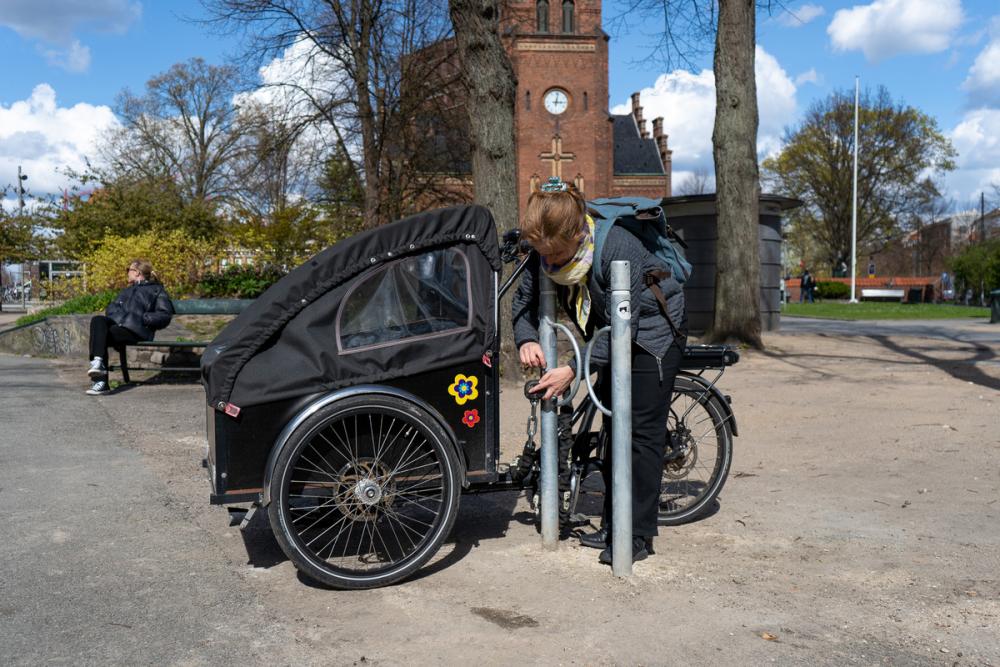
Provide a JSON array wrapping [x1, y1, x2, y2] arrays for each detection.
[[267, 394, 461, 589], [658, 374, 734, 525]]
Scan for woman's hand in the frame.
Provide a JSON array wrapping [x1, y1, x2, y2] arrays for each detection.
[[519, 342, 546, 368], [530, 365, 575, 401]]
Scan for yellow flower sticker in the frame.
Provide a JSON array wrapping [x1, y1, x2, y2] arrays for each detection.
[[448, 374, 479, 405]]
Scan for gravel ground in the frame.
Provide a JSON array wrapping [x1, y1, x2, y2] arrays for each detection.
[[1, 320, 998, 666]]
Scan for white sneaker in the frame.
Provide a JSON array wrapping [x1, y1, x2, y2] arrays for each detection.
[[86, 380, 110, 396], [87, 357, 107, 379]]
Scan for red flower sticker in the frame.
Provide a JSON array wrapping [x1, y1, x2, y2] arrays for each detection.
[[462, 409, 480, 429]]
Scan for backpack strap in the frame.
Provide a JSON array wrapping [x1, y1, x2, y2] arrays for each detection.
[[644, 269, 684, 341], [589, 213, 614, 288]]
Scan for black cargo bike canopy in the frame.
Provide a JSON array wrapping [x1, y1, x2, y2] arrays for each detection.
[[201, 205, 502, 411]]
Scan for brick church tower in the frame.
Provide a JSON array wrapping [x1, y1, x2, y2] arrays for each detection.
[[503, 0, 671, 215]]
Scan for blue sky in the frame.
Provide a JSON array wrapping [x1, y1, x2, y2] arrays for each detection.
[[1, 0, 998, 210]]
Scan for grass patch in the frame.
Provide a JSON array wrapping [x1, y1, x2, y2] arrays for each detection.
[[174, 315, 233, 341], [782, 301, 990, 320], [14, 290, 117, 326]]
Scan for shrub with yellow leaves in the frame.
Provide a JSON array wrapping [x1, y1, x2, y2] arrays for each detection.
[[83, 230, 223, 295]]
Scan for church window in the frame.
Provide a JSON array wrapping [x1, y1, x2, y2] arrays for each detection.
[[526, 91, 531, 110], [562, 0, 574, 33], [583, 91, 588, 110], [537, 0, 549, 33]]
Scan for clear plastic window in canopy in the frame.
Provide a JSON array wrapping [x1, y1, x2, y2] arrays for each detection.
[[337, 247, 473, 353]]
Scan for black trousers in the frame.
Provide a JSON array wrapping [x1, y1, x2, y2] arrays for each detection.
[[89, 315, 140, 365], [600, 343, 683, 538]]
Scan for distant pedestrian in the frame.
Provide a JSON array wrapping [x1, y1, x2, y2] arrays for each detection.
[[940, 271, 954, 302], [800, 269, 815, 303], [86, 259, 174, 395]]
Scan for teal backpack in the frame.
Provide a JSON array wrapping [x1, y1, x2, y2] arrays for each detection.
[[586, 196, 692, 287]]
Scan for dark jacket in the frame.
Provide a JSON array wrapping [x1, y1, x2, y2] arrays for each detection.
[[105, 281, 174, 340], [512, 225, 686, 369]]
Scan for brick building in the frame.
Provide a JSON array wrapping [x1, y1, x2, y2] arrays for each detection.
[[421, 1, 672, 215]]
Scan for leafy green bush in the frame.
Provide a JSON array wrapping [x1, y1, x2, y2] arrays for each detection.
[[195, 265, 287, 299], [15, 290, 117, 327], [815, 281, 851, 299], [950, 239, 1000, 294]]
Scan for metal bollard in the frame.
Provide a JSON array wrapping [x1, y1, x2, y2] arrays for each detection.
[[538, 271, 559, 548], [609, 261, 633, 577]]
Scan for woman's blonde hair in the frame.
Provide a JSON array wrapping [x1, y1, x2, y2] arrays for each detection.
[[520, 182, 587, 253], [128, 259, 159, 283]]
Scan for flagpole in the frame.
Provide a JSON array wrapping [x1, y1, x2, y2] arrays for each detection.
[[849, 75, 860, 303]]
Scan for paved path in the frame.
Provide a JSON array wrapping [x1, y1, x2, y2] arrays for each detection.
[[780, 316, 1000, 346], [0, 310, 25, 329], [0, 355, 301, 665]]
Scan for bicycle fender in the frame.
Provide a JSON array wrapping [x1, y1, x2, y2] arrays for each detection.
[[680, 373, 738, 438]]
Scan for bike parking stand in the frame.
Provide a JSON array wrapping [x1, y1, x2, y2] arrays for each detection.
[[545, 261, 635, 577]]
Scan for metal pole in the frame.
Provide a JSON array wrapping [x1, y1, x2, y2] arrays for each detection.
[[609, 261, 633, 577], [982, 192, 988, 306], [17, 166, 27, 213], [538, 271, 559, 548], [849, 76, 860, 304]]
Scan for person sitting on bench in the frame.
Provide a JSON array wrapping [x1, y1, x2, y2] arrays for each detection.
[[86, 259, 174, 395]]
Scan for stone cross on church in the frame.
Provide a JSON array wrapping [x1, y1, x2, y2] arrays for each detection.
[[539, 135, 575, 178]]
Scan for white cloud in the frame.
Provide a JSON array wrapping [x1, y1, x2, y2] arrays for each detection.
[[0, 0, 140, 74], [236, 38, 353, 116], [945, 108, 1000, 201], [827, 0, 963, 63], [794, 68, 820, 86], [611, 45, 798, 177], [962, 37, 1000, 107], [42, 39, 91, 73], [0, 84, 119, 198], [777, 3, 825, 28]]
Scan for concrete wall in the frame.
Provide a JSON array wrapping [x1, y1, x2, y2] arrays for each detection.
[[0, 315, 91, 357]]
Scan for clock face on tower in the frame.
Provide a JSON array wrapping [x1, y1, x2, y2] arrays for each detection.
[[543, 89, 568, 115]]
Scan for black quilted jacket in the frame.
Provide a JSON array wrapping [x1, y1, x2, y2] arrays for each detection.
[[105, 281, 174, 340]]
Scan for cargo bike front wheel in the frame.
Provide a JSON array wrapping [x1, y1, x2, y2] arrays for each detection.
[[268, 395, 461, 589]]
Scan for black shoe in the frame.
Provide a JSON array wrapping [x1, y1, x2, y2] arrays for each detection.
[[598, 536, 649, 565], [579, 527, 610, 549]]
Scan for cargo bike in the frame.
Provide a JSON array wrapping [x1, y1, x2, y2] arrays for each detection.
[[201, 205, 739, 589]]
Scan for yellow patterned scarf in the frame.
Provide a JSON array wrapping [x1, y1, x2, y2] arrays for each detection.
[[540, 215, 595, 327]]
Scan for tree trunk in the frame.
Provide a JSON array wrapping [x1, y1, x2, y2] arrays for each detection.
[[448, 0, 520, 373], [353, 0, 385, 228], [710, 0, 763, 348]]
